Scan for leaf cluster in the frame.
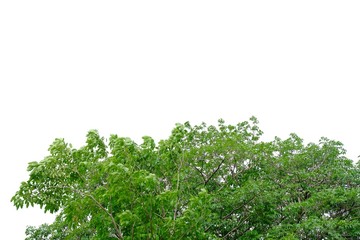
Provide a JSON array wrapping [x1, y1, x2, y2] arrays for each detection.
[[12, 118, 359, 239]]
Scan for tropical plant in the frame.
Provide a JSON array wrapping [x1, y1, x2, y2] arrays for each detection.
[[12, 117, 359, 239]]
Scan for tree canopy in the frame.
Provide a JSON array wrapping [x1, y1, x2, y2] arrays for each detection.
[[12, 117, 359, 239]]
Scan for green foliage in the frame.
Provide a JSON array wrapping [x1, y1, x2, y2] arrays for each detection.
[[12, 118, 359, 239]]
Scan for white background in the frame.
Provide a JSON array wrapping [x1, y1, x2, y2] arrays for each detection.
[[1, 1, 359, 239]]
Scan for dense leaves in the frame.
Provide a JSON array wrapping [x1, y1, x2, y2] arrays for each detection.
[[12, 118, 359, 239]]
